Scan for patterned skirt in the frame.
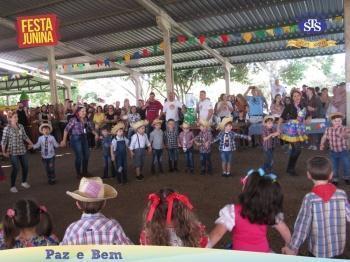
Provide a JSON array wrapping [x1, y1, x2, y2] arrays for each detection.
[[280, 120, 308, 143]]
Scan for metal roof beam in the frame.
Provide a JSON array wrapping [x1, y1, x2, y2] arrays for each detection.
[[137, 0, 232, 67]]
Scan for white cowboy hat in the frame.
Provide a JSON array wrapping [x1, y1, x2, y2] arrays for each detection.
[[39, 123, 53, 134], [66, 177, 118, 202], [329, 112, 344, 120], [218, 116, 233, 130], [132, 120, 149, 130]]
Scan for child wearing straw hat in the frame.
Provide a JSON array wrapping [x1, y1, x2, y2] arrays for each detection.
[[178, 122, 195, 174], [111, 122, 129, 184], [32, 123, 60, 185], [261, 116, 280, 173], [149, 119, 164, 174], [164, 119, 179, 172], [100, 125, 114, 179], [129, 120, 151, 181], [320, 112, 350, 185], [62, 177, 132, 245], [194, 120, 213, 175], [213, 117, 251, 177]]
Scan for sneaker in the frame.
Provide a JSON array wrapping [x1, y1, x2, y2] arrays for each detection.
[[21, 182, 31, 189], [136, 176, 144, 181], [10, 187, 18, 193]]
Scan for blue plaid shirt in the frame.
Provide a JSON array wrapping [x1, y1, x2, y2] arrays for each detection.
[[288, 189, 350, 258], [213, 131, 249, 151]]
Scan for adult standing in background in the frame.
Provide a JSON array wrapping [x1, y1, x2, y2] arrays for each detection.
[[270, 94, 285, 118], [137, 99, 146, 120], [271, 79, 287, 99], [215, 94, 233, 120], [163, 91, 183, 129], [1, 112, 33, 193], [197, 90, 214, 123], [143, 92, 163, 134], [305, 87, 321, 150], [319, 88, 331, 118], [104, 105, 118, 129], [17, 102, 31, 140]]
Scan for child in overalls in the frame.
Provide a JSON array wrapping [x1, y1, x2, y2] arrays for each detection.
[[129, 120, 151, 181], [100, 125, 114, 179], [111, 122, 129, 184]]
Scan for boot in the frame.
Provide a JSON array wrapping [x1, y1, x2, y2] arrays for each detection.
[[168, 160, 174, 172], [174, 160, 179, 172], [286, 154, 299, 176]]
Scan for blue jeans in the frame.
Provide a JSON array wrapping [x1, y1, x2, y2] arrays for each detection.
[[70, 134, 90, 175], [114, 151, 127, 183], [152, 149, 163, 165], [184, 148, 194, 170], [103, 154, 114, 178], [200, 152, 212, 173], [220, 151, 232, 164], [330, 150, 350, 181], [262, 149, 273, 173], [42, 157, 55, 181], [168, 148, 179, 161], [10, 154, 28, 187]]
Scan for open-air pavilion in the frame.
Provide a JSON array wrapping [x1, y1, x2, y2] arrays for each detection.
[[0, 0, 349, 120]]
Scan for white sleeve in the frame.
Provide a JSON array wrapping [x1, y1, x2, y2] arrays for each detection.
[[145, 134, 151, 147], [163, 103, 168, 113], [111, 139, 116, 151], [32, 136, 42, 150], [129, 135, 136, 150], [215, 204, 235, 231], [208, 100, 213, 110]]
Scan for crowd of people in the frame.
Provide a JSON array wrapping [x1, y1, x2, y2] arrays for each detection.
[[0, 81, 349, 258]]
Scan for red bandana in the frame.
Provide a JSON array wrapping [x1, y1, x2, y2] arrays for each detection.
[[311, 183, 337, 203]]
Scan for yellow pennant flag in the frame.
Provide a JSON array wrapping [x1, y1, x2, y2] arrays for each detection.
[[333, 16, 343, 22], [124, 53, 131, 62], [266, 29, 274, 37], [242, 32, 253, 43], [282, 26, 291, 33], [159, 41, 165, 50]]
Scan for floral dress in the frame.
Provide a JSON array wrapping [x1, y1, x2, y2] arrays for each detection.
[[0, 230, 59, 249], [280, 107, 308, 143]]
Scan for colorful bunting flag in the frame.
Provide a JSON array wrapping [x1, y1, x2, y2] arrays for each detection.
[[265, 29, 274, 37], [290, 24, 298, 33], [153, 45, 158, 54], [255, 30, 266, 39], [274, 27, 284, 37], [282, 26, 291, 33], [104, 58, 110, 67], [242, 32, 253, 43], [124, 54, 131, 62], [188, 37, 196, 44], [159, 41, 165, 50], [198, 35, 206, 44], [220, 34, 229, 44], [142, 48, 150, 57], [177, 35, 187, 44], [96, 59, 103, 67], [133, 51, 141, 59]]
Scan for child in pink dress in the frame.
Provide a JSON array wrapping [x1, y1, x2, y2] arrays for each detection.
[[208, 169, 291, 252]]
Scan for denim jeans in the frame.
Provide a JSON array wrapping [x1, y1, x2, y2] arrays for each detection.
[[70, 134, 90, 175], [42, 157, 55, 181], [330, 150, 350, 181], [200, 152, 212, 173], [103, 154, 115, 178], [220, 151, 232, 164], [183, 148, 194, 170], [168, 148, 179, 161], [114, 151, 127, 183], [10, 154, 28, 187], [262, 149, 273, 173], [152, 149, 163, 165]]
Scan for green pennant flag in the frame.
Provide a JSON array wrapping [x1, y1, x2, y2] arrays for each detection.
[[188, 37, 196, 44], [211, 35, 219, 41], [153, 45, 158, 54], [116, 57, 123, 64], [255, 30, 266, 39], [290, 24, 298, 33]]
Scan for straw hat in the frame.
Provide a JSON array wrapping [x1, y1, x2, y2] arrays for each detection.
[[329, 112, 344, 120], [132, 120, 149, 130], [111, 122, 125, 134], [218, 116, 233, 130], [152, 119, 163, 126], [181, 122, 190, 129], [263, 115, 275, 123], [198, 119, 210, 128], [66, 177, 117, 202], [39, 123, 53, 134]]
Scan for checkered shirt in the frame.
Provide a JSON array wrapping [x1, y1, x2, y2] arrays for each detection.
[[323, 126, 348, 152], [164, 130, 178, 149], [65, 117, 94, 136], [1, 124, 28, 156], [262, 126, 276, 150], [288, 189, 350, 258], [61, 213, 132, 245], [195, 130, 213, 153], [213, 131, 249, 151]]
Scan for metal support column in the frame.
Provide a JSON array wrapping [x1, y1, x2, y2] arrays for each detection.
[[345, 0, 350, 125], [156, 16, 174, 94], [48, 46, 58, 105], [63, 79, 72, 100], [131, 73, 142, 103], [6, 95, 9, 106], [224, 62, 231, 95]]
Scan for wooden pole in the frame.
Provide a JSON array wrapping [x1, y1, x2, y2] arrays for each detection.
[[345, 0, 350, 125], [48, 47, 58, 105], [224, 62, 231, 95]]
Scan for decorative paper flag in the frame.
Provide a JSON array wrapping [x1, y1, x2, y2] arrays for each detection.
[[159, 41, 165, 50], [290, 24, 298, 33], [78, 63, 84, 69], [177, 35, 187, 44], [153, 45, 158, 54], [63, 64, 67, 70], [242, 32, 253, 43], [142, 48, 150, 57], [116, 57, 123, 64], [124, 53, 131, 62], [3, 76, 8, 81], [287, 39, 336, 49], [96, 59, 103, 67], [198, 35, 206, 44], [188, 37, 196, 44], [104, 58, 110, 67], [255, 30, 266, 39], [266, 29, 274, 36], [220, 34, 229, 43], [274, 27, 284, 36], [211, 35, 219, 41], [333, 16, 343, 22], [133, 51, 141, 59], [282, 26, 291, 33]]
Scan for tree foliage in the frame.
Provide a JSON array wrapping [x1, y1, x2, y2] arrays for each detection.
[[279, 60, 308, 86]]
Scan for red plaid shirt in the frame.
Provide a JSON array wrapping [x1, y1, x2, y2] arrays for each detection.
[[262, 126, 276, 150], [323, 126, 348, 152]]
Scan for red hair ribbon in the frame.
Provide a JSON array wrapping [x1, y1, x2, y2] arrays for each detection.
[[6, 208, 15, 218], [39, 205, 47, 213], [166, 193, 193, 225], [146, 193, 161, 222]]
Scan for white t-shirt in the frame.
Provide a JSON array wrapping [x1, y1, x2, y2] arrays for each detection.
[[129, 133, 150, 150], [271, 84, 286, 99], [216, 101, 233, 118], [163, 100, 183, 121], [198, 99, 213, 121]]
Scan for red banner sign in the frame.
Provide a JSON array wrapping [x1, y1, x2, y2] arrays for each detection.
[[16, 14, 58, 48]]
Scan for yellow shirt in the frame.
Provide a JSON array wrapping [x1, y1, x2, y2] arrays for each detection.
[[93, 113, 105, 126]]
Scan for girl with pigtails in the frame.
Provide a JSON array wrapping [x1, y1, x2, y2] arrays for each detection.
[[140, 188, 208, 247], [0, 199, 58, 249]]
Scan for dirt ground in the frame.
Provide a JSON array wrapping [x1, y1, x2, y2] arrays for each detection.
[[0, 145, 349, 258]]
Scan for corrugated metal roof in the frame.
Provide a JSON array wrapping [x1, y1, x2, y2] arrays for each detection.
[[0, 0, 345, 80]]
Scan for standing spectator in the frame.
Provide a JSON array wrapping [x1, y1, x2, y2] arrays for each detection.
[[270, 94, 285, 118], [329, 83, 346, 120], [38, 105, 51, 125], [1, 113, 33, 193], [215, 94, 233, 120], [56, 103, 66, 141], [144, 92, 163, 134], [16, 102, 30, 139], [137, 99, 146, 120], [319, 88, 331, 118], [244, 86, 267, 123], [64, 99, 74, 122], [235, 94, 248, 117], [115, 101, 122, 118], [122, 99, 131, 114], [197, 90, 214, 123], [86, 107, 96, 148], [61, 107, 98, 178], [127, 106, 141, 141], [163, 92, 183, 130], [104, 105, 118, 129], [306, 87, 321, 150], [93, 106, 105, 148], [271, 79, 287, 99], [0, 110, 8, 142]]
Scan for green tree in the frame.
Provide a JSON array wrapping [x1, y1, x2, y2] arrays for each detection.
[[279, 60, 308, 86]]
